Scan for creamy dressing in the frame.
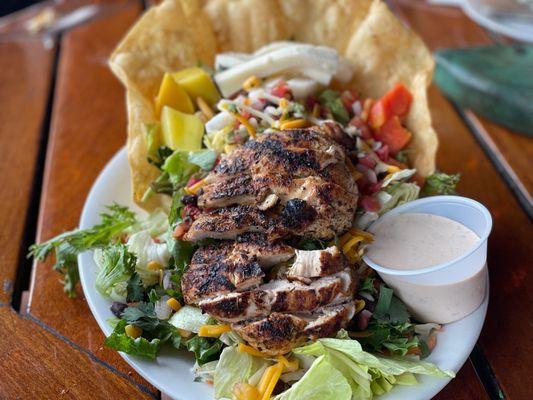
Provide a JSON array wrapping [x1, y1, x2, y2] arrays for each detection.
[[367, 213, 480, 270], [366, 212, 487, 324]]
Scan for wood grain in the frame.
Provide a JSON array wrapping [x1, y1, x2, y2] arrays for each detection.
[[435, 361, 488, 400], [392, 0, 533, 201], [26, 1, 157, 394], [391, 3, 533, 397], [0, 39, 53, 304], [0, 307, 153, 399]]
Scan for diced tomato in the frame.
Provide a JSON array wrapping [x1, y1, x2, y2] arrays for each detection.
[[349, 116, 372, 140], [358, 155, 376, 169], [305, 95, 320, 112], [240, 109, 251, 119], [374, 116, 412, 155], [270, 80, 291, 99], [375, 144, 390, 162], [357, 176, 381, 196], [172, 221, 190, 239], [341, 89, 358, 112], [358, 195, 380, 212], [183, 204, 200, 220], [368, 83, 413, 129], [186, 176, 201, 187]]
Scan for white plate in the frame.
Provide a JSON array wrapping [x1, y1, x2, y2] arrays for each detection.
[[79, 148, 488, 400]]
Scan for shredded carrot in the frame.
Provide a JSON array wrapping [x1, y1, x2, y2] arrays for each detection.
[[277, 355, 299, 372], [184, 178, 205, 195], [234, 113, 256, 138], [198, 324, 231, 337], [238, 343, 268, 358], [279, 119, 309, 130], [259, 363, 284, 400]]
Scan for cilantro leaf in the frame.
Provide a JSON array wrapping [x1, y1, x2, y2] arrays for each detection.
[[122, 302, 160, 331], [126, 273, 145, 303], [421, 173, 460, 197], [28, 204, 137, 298], [319, 90, 350, 124], [186, 335, 224, 365]]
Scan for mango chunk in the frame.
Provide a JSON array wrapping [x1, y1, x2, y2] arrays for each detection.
[[161, 106, 204, 151], [155, 73, 194, 116], [172, 67, 220, 106]]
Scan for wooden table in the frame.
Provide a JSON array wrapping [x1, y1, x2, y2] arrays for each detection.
[[0, 0, 531, 398]]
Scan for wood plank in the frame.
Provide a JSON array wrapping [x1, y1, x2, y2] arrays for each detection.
[[391, 3, 533, 396], [391, 0, 533, 203], [27, 2, 157, 394], [0, 306, 153, 399], [434, 361, 488, 400], [0, 39, 53, 304]]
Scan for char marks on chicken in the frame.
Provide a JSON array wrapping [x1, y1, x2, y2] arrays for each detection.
[[181, 126, 359, 354]]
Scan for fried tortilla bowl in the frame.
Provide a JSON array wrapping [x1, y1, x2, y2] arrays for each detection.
[[109, 0, 437, 211]]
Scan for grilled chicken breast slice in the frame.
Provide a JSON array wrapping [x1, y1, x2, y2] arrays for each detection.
[[199, 268, 355, 322], [287, 246, 347, 283], [181, 260, 264, 304], [183, 205, 270, 241], [191, 237, 295, 269], [232, 301, 356, 355]]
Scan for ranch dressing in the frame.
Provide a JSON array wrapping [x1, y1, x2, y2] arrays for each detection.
[[367, 213, 480, 270], [366, 212, 487, 323]]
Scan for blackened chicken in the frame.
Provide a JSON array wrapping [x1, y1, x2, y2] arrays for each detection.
[[181, 126, 359, 354]]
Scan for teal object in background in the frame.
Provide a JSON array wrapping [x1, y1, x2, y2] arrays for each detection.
[[434, 45, 533, 137]]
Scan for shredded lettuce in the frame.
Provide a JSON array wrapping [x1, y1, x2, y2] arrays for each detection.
[[421, 173, 460, 196], [292, 337, 454, 400], [94, 244, 136, 301], [379, 182, 420, 215], [274, 356, 352, 400], [213, 347, 268, 399], [127, 230, 170, 287]]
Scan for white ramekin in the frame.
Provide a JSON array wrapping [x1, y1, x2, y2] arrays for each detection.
[[363, 195, 492, 324]]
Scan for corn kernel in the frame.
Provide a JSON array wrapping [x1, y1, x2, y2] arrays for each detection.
[[198, 324, 231, 337], [232, 382, 260, 400], [125, 324, 142, 339], [166, 297, 181, 312], [243, 75, 261, 91], [279, 98, 289, 108], [355, 299, 366, 314], [147, 261, 163, 270]]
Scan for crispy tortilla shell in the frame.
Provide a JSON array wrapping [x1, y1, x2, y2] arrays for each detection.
[[110, 0, 437, 211]]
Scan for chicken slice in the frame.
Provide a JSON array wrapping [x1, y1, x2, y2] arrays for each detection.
[[232, 301, 356, 355], [191, 238, 294, 269], [181, 260, 264, 304], [199, 268, 355, 322], [183, 205, 271, 241], [287, 246, 347, 283]]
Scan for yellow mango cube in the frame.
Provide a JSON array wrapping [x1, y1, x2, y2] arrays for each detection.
[[160, 106, 204, 151], [172, 67, 220, 106], [155, 73, 194, 116]]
